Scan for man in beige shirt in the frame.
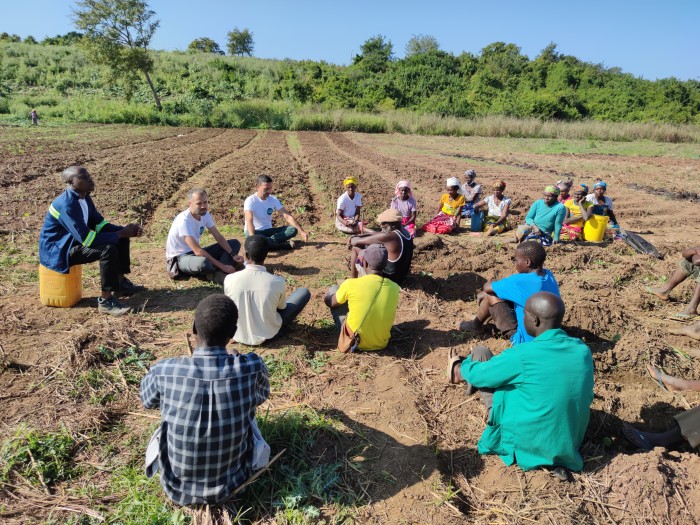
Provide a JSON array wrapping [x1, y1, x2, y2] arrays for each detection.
[[224, 235, 310, 345]]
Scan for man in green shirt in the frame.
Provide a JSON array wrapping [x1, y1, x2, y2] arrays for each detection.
[[449, 292, 594, 474]]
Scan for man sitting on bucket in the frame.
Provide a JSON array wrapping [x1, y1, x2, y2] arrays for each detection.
[[448, 292, 594, 479], [140, 294, 270, 505]]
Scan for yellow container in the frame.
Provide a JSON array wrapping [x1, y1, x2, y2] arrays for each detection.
[[39, 264, 83, 307], [583, 214, 609, 242]]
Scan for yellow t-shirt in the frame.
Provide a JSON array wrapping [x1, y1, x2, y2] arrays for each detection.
[[336, 274, 400, 351], [440, 193, 466, 216], [564, 199, 593, 226]]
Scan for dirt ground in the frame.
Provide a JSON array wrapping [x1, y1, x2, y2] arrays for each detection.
[[1, 124, 699, 524]]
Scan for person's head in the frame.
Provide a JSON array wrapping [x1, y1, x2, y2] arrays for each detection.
[[244, 234, 269, 265], [556, 181, 571, 199], [362, 244, 388, 275], [513, 241, 546, 273], [343, 177, 358, 198], [543, 185, 560, 206], [187, 188, 209, 218], [446, 177, 461, 198], [465, 169, 477, 184], [573, 183, 588, 201], [396, 180, 412, 201], [593, 181, 607, 198], [523, 291, 565, 338], [256, 174, 273, 199], [61, 166, 95, 196], [376, 209, 402, 232], [192, 294, 238, 347], [492, 180, 506, 198]]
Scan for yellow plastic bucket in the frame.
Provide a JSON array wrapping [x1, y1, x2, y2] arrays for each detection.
[[39, 264, 82, 307], [583, 214, 609, 242]]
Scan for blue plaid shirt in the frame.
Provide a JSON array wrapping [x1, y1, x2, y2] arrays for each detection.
[[140, 346, 269, 506]]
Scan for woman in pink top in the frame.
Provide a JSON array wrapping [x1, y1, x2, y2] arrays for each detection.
[[390, 180, 417, 238]]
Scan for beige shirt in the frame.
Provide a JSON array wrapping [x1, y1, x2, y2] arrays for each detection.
[[223, 264, 286, 345]]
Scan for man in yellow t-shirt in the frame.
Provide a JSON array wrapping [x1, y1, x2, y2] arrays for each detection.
[[324, 245, 400, 351]]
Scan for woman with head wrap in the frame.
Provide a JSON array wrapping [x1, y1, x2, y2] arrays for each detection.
[[336, 177, 363, 234], [461, 170, 483, 219], [585, 181, 619, 229], [421, 177, 466, 234], [473, 180, 512, 236], [557, 178, 574, 203], [561, 183, 594, 240], [514, 185, 567, 246], [390, 180, 418, 238]]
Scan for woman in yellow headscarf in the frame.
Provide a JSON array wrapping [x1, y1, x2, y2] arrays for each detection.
[[336, 177, 363, 234]]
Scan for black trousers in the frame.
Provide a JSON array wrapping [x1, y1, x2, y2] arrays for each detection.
[[68, 238, 131, 292]]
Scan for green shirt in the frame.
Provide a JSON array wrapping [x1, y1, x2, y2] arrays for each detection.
[[460, 328, 594, 471]]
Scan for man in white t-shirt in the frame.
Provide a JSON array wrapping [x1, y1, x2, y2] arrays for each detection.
[[244, 175, 309, 250], [224, 235, 311, 345], [166, 188, 242, 284]]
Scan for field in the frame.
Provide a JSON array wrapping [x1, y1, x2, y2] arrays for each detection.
[[1, 123, 700, 524]]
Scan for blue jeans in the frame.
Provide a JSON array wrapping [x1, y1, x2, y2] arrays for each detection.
[[175, 240, 241, 276], [251, 226, 297, 250]]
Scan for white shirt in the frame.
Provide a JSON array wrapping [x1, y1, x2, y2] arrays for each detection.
[[586, 194, 614, 210], [244, 194, 284, 231], [336, 192, 362, 218], [224, 264, 287, 345], [485, 195, 512, 217], [165, 209, 215, 259]]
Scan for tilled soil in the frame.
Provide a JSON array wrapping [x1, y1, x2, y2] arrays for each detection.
[[1, 125, 699, 524]]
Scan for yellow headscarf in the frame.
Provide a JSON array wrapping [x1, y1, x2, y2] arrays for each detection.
[[344, 177, 359, 187]]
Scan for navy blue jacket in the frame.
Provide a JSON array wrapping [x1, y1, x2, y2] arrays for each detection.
[[39, 188, 121, 273]]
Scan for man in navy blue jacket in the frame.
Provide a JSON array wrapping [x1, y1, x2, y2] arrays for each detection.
[[39, 166, 144, 315]]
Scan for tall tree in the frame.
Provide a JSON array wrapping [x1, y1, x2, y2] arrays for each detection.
[[188, 37, 224, 55], [405, 34, 440, 57], [73, 0, 162, 110], [353, 35, 393, 73], [227, 28, 253, 56]]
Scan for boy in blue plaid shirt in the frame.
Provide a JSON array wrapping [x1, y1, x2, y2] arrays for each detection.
[[140, 294, 270, 505]]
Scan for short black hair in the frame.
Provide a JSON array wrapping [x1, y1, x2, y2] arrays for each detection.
[[257, 174, 273, 185], [193, 294, 237, 346], [517, 241, 546, 268], [245, 235, 269, 264]]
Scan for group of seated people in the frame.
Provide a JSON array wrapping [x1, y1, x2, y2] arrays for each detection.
[[38, 165, 697, 507]]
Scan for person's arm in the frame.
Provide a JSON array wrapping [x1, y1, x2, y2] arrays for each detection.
[[493, 202, 510, 225], [255, 357, 271, 405], [208, 226, 236, 256], [352, 206, 361, 224], [184, 235, 236, 274], [406, 209, 417, 226], [140, 368, 161, 409], [244, 210, 256, 237], [525, 202, 539, 232], [336, 207, 347, 223], [279, 207, 308, 242], [454, 207, 463, 227], [350, 231, 392, 248], [324, 290, 341, 308], [460, 347, 523, 389], [552, 205, 567, 242]]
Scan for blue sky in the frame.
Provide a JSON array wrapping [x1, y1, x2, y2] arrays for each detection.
[[3, 0, 698, 80]]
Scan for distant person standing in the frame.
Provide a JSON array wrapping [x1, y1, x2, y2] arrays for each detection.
[[29, 108, 38, 126], [244, 174, 309, 250]]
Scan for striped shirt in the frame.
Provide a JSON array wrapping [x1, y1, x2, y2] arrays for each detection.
[[140, 346, 269, 505]]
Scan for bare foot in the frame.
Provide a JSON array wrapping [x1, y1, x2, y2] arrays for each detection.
[[458, 319, 485, 333], [646, 364, 685, 392], [448, 348, 464, 384], [647, 285, 670, 301], [669, 320, 700, 341], [679, 304, 699, 317]]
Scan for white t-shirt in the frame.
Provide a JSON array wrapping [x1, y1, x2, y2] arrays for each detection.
[[244, 194, 284, 231], [165, 209, 215, 259], [586, 194, 614, 210], [485, 195, 512, 217], [224, 264, 286, 345], [79, 199, 89, 225], [336, 192, 362, 218]]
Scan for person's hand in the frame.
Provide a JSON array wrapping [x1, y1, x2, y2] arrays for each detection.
[[299, 230, 309, 242], [531, 225, 540, 234], [118, 224, 141, 238], [220, 264, 237, 274], [231, 255, 245, 270]]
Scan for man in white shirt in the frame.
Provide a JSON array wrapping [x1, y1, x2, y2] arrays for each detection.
[[224, 235, 311, 345], [166, 188, 242, 284], [244, 174, 309, 250]]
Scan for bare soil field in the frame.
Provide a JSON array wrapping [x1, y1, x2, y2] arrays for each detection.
[[1, 124, 699, 524]]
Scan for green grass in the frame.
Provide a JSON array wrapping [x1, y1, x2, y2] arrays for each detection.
[[264, 350, 297, 389]]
